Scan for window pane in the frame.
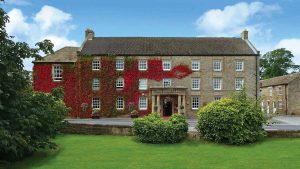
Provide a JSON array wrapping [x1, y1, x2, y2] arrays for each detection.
[[192, 78, 200, 90], [116, 59, 124, 70], [213, 61, 221, 71], [235, 78, 244, 90], [163, 60, 171, 71], [192, 97, 199, 110], [139, 60, 147, 70], [92, 98, 100, 109], [213, 78, 222, 90], [92, 60, 100, 70], [163, 79, 172, 87], [191, 60, 200, 70], [235, 61, 244, 71], [139, 79, 147, 90], [116, 97, 124, 109], [139, 97, 147, 110], [116, 78, 124, 88], [53, 65, 62, 81]]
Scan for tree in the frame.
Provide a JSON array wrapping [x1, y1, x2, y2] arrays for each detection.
[[0, 2, 68, 161], [260, 48, 300, 79]]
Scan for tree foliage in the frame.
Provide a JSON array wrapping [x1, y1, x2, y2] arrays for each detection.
[[260, 48, 300, 79], [0, 4, 68, 161]]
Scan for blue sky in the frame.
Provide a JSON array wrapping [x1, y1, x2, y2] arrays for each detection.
[[2, 0, 300, 70]]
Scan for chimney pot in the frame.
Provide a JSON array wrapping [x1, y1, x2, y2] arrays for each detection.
[[85, 28, 94, 40], [241, 30, 248, 40]]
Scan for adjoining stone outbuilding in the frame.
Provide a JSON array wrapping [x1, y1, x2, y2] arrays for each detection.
[[33, 29, 260, 118], [260, 73, 300, 115]]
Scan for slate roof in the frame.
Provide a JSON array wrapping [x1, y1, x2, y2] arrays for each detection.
[[80, 37, 258, 56], [33, 47, 79, 63], [260, 73, 300, 87]]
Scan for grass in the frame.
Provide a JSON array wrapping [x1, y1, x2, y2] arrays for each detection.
[[3, 135, 300, 169]]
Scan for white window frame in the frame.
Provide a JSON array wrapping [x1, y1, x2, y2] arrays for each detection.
[[278, 100, 283, 109], [52, 65, 62, 81], [139, 79, 148, 90], [213, 78, 222, 91], [277, 86, 283, 95], [92, 98, 100, 109], [191, 97, 200, 110], [116, 78, 124, 89], [92, 60, 100, 70], [92, 78, 100, 90], [213, 60, 222, 72], [116, 97, 124, 110], [235, 78, 244, 90], [268, 87, 273, 96], [139, 96, 147, 110], [163, 60, 171, 71], [116, 59, 124, 71], [163, 79, 172, 88], [191, 78, 200, 90], [235, 60, 244, 71], [214, 96, 221, 101], [191, 60, 200, 71], [138, 60, 148, 71]]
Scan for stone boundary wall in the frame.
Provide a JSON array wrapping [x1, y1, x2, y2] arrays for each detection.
[[62, 123, 300, 138]]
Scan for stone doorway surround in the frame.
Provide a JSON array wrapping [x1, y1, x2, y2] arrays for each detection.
[[150, 87, 187, 116]]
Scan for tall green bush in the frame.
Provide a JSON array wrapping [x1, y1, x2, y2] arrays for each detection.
[[196, 90, 266, 145], [133, 112, 188, 144]]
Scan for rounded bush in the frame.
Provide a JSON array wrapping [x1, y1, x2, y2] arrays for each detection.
[[196, 98, 266, 145], [133, 112, 188, 144]]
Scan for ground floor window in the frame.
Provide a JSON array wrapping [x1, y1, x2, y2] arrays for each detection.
[[139, 97, 147, 110], [214, 96, 221, 101], [191, 97, 200, 110], [116, 97, 124, 110], [278, 101, 283, 109], [92, 98, 100, 109]]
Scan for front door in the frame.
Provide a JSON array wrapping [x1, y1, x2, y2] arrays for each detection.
[[163, 98, 172, 116]]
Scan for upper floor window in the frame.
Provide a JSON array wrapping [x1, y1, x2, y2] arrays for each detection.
[[191, 78, 200, 90], [92, 79, 100, 90], [139, 60, 148, 71], [116, 78, 124, 89], [92, 60, 100, 70], [116, 97, 124, 110], [191, 60, 200, 71], [268, 87, 273, 96], [213, 78, 222, 90], [214, 96, 221, 101], [92, 98, 100, 109], [163, 78, 172, 88], [235, 78, 244, 90], [116, 59, 124, 71], [139, 96, 147, 110], [235, 61, 244, 71], [163, 60, 171, 71], [191, 97, 200, 110], [52, 65, 62, 81], [139, 79, 148, 90], [213, 60, 222, 72], [277, 86, 283, 95]]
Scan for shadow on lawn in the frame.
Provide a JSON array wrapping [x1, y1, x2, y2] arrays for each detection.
[[2, 146, 61, 169]]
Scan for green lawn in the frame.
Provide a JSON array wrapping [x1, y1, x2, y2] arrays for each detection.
[[3, 135, 300, 169]]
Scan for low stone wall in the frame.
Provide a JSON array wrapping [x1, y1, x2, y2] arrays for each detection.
[[62, 123, 300, 138], [61, 123, 132, 136], [266, 130, 300, 138]]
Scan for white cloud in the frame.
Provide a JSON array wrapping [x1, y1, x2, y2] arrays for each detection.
[[6, 5, 79, 70], [196, 1, 280, 37], [275, 39, 300, 64], [5, 0, 30, 6]]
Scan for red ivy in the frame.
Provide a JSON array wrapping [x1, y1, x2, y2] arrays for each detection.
[[33, 58, 192, 118]]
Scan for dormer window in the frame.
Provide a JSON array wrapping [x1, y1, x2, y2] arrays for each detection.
[[52, 65, 62, 81]]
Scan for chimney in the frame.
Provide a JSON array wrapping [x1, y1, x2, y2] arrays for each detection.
[[241, 30, 248, 40], [85, 28, 94, 40]]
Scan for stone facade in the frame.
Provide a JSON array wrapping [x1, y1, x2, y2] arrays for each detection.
[[260, 73, 300, 115], [33, 29, 259, 118]]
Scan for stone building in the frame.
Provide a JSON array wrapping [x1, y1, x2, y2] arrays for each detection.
[[260, 73, 300, 115], [33, 29, 259, 118]]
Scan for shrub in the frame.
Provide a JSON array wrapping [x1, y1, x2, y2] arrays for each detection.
[[133, 112, 188, 144], [196, 90, 266, 145]]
